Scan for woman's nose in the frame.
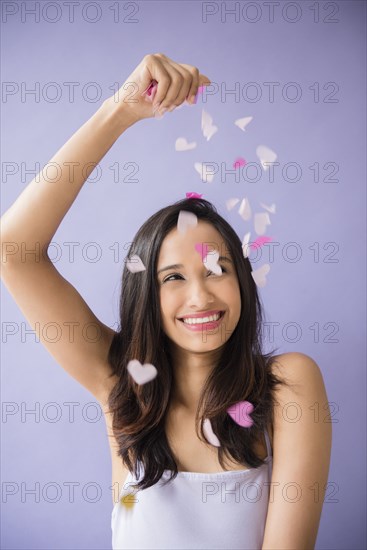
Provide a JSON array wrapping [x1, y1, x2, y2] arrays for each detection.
[[185, 279, 215, 308]]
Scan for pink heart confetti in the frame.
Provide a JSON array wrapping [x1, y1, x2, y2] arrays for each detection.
[[177, 210, 198, 235], [233, 157, 247, 169], [195, 242, 210, 262], [127, 359, 157, 385], [141, 80, 158, 102], [227, 401, 254, 428], [126, 254, 146, 273], [203, 418, 221, 447], [250, 236, 273, 250], [186, 192, 203, 199]]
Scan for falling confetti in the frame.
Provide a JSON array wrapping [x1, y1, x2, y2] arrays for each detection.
[[201, 110, 218, 141], [233, 157, 247, 169], [254, 212, 271, 235], [186, 192, 203, 199], [227, 401, 254, 428], [203, 418, 221, 447], [256, 145, 277, 171], [194, 162, 215, 183], [177, 210, 198, 235], [251, 264, 271, 288], [250, 236, 273, 250], [238, 197, 252, 221], [126, 254, 146, 273], [226, 197, 240, 211], [242, 231, 251, 259], [127, 359, 158, 385], [260, 202, 276, 214], [195, 243, 222, 275], [234, 116, 253, 132], [175, 137, 197, 151]]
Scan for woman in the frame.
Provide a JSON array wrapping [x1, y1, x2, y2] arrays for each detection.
[[1, 53, 332, 549]]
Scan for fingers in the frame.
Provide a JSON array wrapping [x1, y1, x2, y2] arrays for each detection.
[[145, 53, 211, 116]]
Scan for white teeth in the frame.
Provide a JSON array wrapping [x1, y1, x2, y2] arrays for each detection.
[[182, 313, 221, 325]]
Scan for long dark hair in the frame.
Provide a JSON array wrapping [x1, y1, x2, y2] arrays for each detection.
[[107, 197, 289, 490]]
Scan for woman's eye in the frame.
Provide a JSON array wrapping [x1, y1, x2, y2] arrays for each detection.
[[163, 267, 227, 283]]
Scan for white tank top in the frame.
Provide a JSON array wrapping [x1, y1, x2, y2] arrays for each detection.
[[111, 428, 273, 549]]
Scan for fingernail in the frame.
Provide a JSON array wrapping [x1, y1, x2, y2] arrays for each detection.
[[153, 101, 161, 113], [190, 94, 197, 104]]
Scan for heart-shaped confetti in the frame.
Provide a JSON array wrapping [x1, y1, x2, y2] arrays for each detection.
[[260, 202, 276, 214], [126, 254, 146, 273], [194, 162, 215, 183], [175, 137, 197, 151], [227, 401, 254, 428], [256, 145, 277, 171], [242, 231, 251, 259], [251, 264, 270, 288], [226, 197, 240, 211], [238, 197, 252, 221], [194, 242, 210, 262], [141, 80, 158, 101], [204, 249, 222, 275], [186, 192, 203, 199], [254, 212, 271, 235], [234, 116, 253, 132], [177, 210, 198, 235], [233, 157, 247, 169], [127, 359, 158, 385], [202, 110, 218, 141], [203, 418, 221, 447], [250, 236, 273, 250]]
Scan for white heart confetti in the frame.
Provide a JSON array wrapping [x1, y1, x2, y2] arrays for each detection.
[[202, 110, 218, 141], [234, 116, 253, 132], [242, 231, 251, 259], [226, 197, 240, 211], [127, 359, 158, 385], [126, 254, 146, 273], [203, 418, 221, 447], [194, 162, 215, 183], [175, 137, 197, 151], [177, 210, 198, 235], [256, 145, 277, 171], [254, 212, 271, 235], [203, 249, 222, 275], [251, 264, 270, 288], [238, 197, 252, 221], [260, 202, 276, 214]]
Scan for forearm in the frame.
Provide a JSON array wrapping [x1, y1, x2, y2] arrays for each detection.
[[1, 97, 136, 263]]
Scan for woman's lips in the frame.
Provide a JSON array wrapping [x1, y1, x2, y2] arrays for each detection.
[[178, 311, 225, 331]]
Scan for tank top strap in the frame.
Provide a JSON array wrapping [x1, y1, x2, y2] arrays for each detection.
[[264, 426, 272, 459]]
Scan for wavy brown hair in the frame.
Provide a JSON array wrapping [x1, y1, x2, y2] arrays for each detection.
[[106, 197, 290, 491]]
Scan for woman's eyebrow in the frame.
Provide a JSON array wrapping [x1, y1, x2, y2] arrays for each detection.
[[157, 256, 233, 275]]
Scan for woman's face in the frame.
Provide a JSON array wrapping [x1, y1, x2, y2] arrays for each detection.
[[157, 220, 241, 353]]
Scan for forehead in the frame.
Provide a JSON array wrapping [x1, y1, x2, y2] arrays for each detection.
[[157, 221, 230, 264]]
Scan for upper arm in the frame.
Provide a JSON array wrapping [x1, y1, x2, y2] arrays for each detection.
[[1, 258, 119, 406], [262, 352, 332, 549]]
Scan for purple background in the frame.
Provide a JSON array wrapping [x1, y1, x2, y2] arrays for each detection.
[[1, 1, 366, 548]]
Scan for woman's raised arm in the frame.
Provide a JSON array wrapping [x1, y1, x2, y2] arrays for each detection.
[[0, 53, 211, 408]]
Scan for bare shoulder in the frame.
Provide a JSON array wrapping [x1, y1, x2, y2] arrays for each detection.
[[262, 351, 332, 548]]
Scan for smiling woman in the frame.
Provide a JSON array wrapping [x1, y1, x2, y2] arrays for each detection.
[[0, 51, 331, 550], [107, 197, 288, 485]]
